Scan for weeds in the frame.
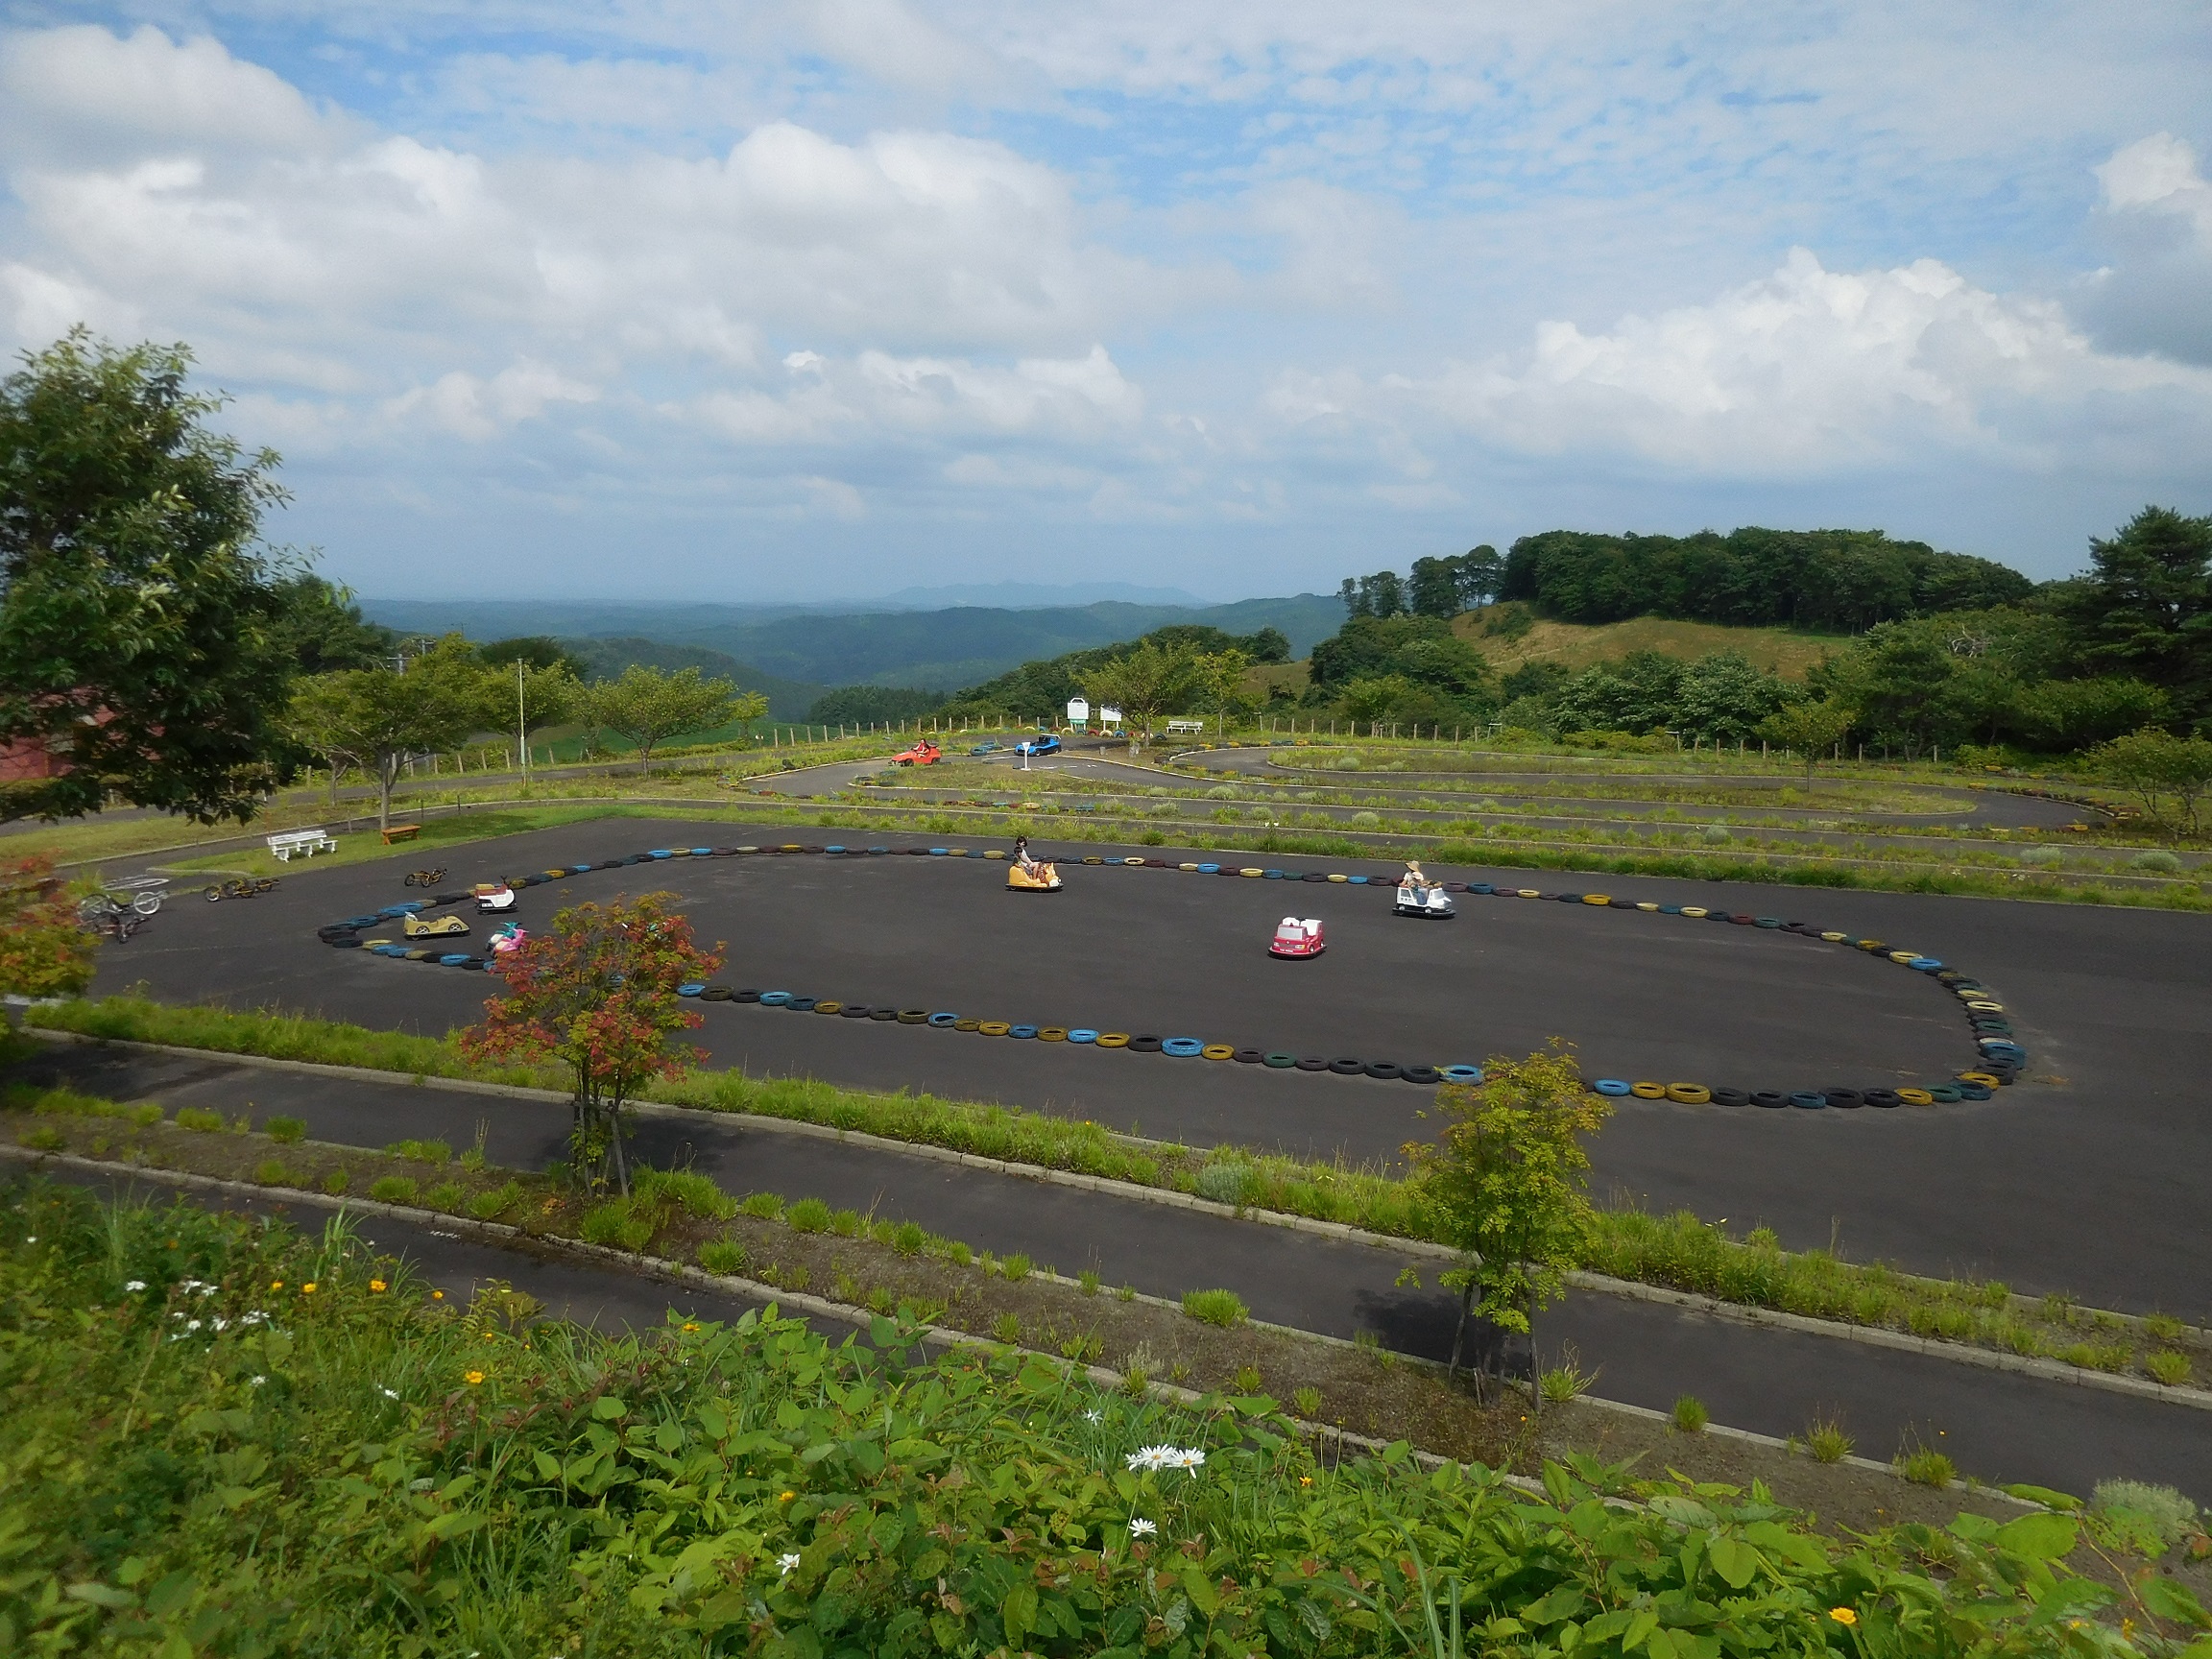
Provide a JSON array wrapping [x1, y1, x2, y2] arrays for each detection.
[[1804, 1418, 1854, 1464], [1183, 1288, 1250, 1328], [1671, 1395, 1709, 1433], [1896, 1445, 1957, 1487]]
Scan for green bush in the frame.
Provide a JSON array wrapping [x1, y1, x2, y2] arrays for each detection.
[[173, 1108, 225, 1132], [891, 1221, 926, 1257], [787, 1197, 832, 1234], [634, 1167, 735, 1220], [1804, 1417, 1854, 1464], [1671, 1395, 1709, 1432], [1347, 810, 1381, 828], [385, 1138, 451, 1165], [696, 1238, 748, 1275], [738, 1191, 784, 1220], [467, 1180, 527, 1221], [2129, 850, 2183, 873], [1896, 1447, 1957, 1487], [2146, 1349, 2194, 1386], [1194, 1160, 1258, 1206], [128, 1103, 164, 1127], [321, 1169, 349, 1195], [264, 1116, 307, 1144], [1182, 1288, 1249, 1328], [368, 1175, 419, 1205], [19, 1126, 64, 1151], [580, 1197, 654, 1252], [422, 1181, 467, 1213], [1000, 1253, 1032, 1282], [2091, 1479, 2200, 1547], [252, 1159, 294, 1187]]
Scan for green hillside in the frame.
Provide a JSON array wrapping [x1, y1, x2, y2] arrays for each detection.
[[1454, 609, 1842, 681]]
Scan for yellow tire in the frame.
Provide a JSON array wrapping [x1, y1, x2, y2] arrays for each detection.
[[1682, 906, 1709, 918], [1666, 1084, 1711, 1104], [984, 850, 1005, 859], [1965, 999, 2004, 1012], [1178, 863, 1200, 873], [1516, 888, 1541, 899], [978, 1021, 1012, 1037], [1201, 1044, 1236, 1061], [1888, 950, 1918, 965], [953, 1019, 981, 1032], [1630, 1082, 1668, 1099], [1897, 1088, 1936, 1105], [1636, 902, 1660, 912], [813, 1000, 843, 1015], [1039, 1027, 1069, 1042], [1820, 931, 1849, 942], [1582, 894, 1611, 905], [1096, 1033, 1131, 1048], [1327, 873, 1349, 882], [1958, 1070, 2001, 1087], [1239, 867, 1263, 878]]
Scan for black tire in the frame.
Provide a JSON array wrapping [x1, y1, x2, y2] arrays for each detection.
[[733, 990, 763, 1002], [1863, 1089, 1903, 1108], [1233, 1047, 1264, 1064], [1262, 1052, 1297, 1068], [1402, 1066, 1441, 1085], [1328, 1058, 1364, 1075], [1710, 1087, 1751, 1107], [841, 1004, 873, 1018], [1824, 1088, 1864, 1108], [1129, 1036, 1164, 1052], [1295, 1056, 1328, 1071], [869, 1008, 899, 1022], [1750, 1091, 1789, 1109], [700, 985, 733, 1000], [1363, 1061, 1402, 1080]]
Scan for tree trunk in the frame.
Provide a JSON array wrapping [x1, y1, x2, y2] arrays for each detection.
[[1447, 1277, 1478, 1395], [376, 757, 397, 831], [1525, 1279, 1540, 1423]]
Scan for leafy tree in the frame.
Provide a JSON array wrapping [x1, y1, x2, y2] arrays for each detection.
[[457, 892, 722, 1194], [2091, 727, 2212, 833], [2011, 677, 2169, 752], [477, 636, 590, 680], [587, 664, 737, 771], [286, 635, 491, 829], [1810, 620, 2011, 758], [1671, 652, 1796, 743], [805, 685, 945, 726], [2058, 506, 2212, 723], [1188, 648, 1251, 735], [494, 661, 581, 773], [269, 575, 398, 674], [0, 851, 98, 1010], [1757, 698, 1857, 777], [1080, 640, 1194, 738], [1, 329, 297, 824], [1549, 652, 1685, 735], [1339, 675, 1418, 725], [1407, 556, 1462, 617], [1403, 1046, 1612, 1408], [1457, 544, 1504, 609]]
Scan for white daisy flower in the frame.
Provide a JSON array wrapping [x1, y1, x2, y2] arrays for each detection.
[[1128, 1518, 1157, 1538], [381, 1387, 399, 1400], [251, 1375, 268, 1386], [124, 1280, 147, 1292], [183, 1319, 203, 1333], [778, 1552, 802, 1577], [1083, 1408, 1103, 1424]]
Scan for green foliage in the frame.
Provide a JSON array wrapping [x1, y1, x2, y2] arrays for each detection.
[[252, 1159, 294, 1186], [367, 1175, 418, 1205], [946, 621, 1289, 726], [999, 1252, 1032, 1282], [787, 1197, 832, 1234], [385, 1138, 450, 1165], [633, 1166, 736, 1220], [0, 852, 97, 999], [1758, 698, 1857, 773], [1804, 1418, 1855, 1464], [422, 1181, 466, 1213], [580, 1196, 654, 1251], [738, 1191, 785, 1221], [1182, 1287, 1250, 1328], [2093, 727, 2212, 832], [585, 663, 748, 770], [2092, 1479, 2200, 1550], [1897, 1447, 1958, 1487], [0, 329, 299, 825], [287, 634, 495, 829], [805, 685, 947, 725], [467, 1179, 527, 1221], [1195, 1159, 1259, 1206], [0, 1179, 2157, 1659], [172, 1108, 224, 1133], [695, 1237, 748, 1275], [1671, 1395, 1710, 1432], [263, 1116, 305, 1145], [2146, 1350, 2194, 1386], [321, 1169, 349, 1195], [2058, 505, 2212, 724]]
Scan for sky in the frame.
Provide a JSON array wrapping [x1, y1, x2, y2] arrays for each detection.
[[2, 3, 2208, 603]]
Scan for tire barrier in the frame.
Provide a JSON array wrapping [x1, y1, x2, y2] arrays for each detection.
[[318, 836, 2016, 1111]]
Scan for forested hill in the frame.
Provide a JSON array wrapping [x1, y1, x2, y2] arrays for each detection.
[[1500, 528, 2032, 632]]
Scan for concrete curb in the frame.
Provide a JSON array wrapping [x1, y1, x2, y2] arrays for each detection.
[[21, 1028, 2211, 1412]]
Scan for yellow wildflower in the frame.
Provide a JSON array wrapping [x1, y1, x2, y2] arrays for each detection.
[[465, 1370, 486, 1385], [369, 1279, 387, 1292], [1829, 1608, 1858, 1626], [301, 1282, 317, 1294]]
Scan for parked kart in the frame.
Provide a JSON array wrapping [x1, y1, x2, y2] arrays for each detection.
[[1269, 916, 1326, 957], [489, 923, 528, 964], [1394, 873, 1455, 919], [402, 911, 469, 938], [1016, 734, 1062, 757], [891, 738, 942, 766], [970, 739, 1001, 755], [1006, 860, 1063, 892], [473, 881, 517, 913], [402, 867, 449, 887]]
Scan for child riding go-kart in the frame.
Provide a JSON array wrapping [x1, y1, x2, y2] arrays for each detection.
[[1005, 834, 1063, 892], [891, 738, 942, 766], [1393, 860, 1455, 919]]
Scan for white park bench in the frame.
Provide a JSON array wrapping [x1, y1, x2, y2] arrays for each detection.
[[1165, 719, 1207, 736], [266, 828, 337, 862]]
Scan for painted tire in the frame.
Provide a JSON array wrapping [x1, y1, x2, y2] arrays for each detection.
[[1681, 906, 1708, 918], [1348, 876, 1370, 885], [440, 953, 472, 966], [759, 992, 792, 1005], [1327, 873, 1349, 883], [1197, 864, 1220, 874], [1179, 863, 1200, 873], [1262, 1051, 1297, 1068], [1295, 1056, 1328, 1070], [812, 999, 843, 1014], [977, 1021, 1013, 1037], [927, 1012, 960, 1027], [1752, 1091, 1789, 1109], [786, 998, 818, 1011], [1926, 1085, 1961, 1103], [1710, 1087, 1751, 1107], [1162, 1038, 1205, 1057], [842, 1004, 874, 1019], [951, 1019, 981, 1032], [898, 1010, 927, 1024], [1863, 1089, 1903, 1108], [1754, 918, 1782, 928], [1516, 888, 1540, 899], [870, 1008, 899, 1022], [1009, 1025, 1039, 1039], [1327, 1058, 1364, 1075], [1629, 1082, 1668, 1099], [1909, 957, 1942, 971], [1789, 1092, 1827, 1109], [1892, 1089, 1934, 1106], [1957, 1070, 2002, 1087], [1096, 1033, 1131, 1047], [1084, 856, 1104, 865], [1441, 1066, 1483, 1084], [1956, 1083, 1993, 1100], [1594, 1079, 1632, 1096], [1039, 1027, 1070, 1042], [1129, 1036, 1165, 1052], [678, 981, 708, 997], [1581, 894, 1611, 905], [1666, 1084, 1712, 1104], [1201, 1044, 1237, 1061], [1965, 999, 2004, 1012]]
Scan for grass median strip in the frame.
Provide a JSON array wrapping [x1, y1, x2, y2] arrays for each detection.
[[17, 1000, 2208, 1388]]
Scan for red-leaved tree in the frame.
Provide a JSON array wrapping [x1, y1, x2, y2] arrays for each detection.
[[1, 851, 98, 1020], [457, 891, 723, 1193]]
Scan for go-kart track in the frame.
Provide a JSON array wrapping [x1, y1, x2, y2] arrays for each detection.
[[85, 814, 2211, 1318]]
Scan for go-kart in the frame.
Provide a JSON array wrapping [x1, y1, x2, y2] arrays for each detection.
[[489, 923, 528, 958], [473, 881, 516, 912], [891, 738, 942, 766], [1394, 879, 1455, 920], [1269, 916, 1325, 957], [1016, 734, 1061, 757], [1006, 860, 1063, 892], [402, 911, 469, 938]]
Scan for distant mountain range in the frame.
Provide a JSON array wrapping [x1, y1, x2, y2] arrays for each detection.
[[361, 592, 1343, 700]]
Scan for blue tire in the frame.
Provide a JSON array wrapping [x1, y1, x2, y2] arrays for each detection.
[[1593, 1078, 1632, 1096], [759, 992, 792, 1005], [1162, 1038, 1205, 1057], [677, 982, 705, 997], [1790, 1091, 1827, 1109], [927, 1012, 960, 1027], [1068, 1028, 1098, 1043], [1441, 1066, 1484, 1084], [1009, 1024, 1039, 1039]]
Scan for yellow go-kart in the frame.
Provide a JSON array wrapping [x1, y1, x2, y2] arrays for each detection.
[[402, 911, 470, 938], [1006, 860, 1062, 893]]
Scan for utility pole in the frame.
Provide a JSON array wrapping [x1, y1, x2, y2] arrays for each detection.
[[517, 661, 527, 780]]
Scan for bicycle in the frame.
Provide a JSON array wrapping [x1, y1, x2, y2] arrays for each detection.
[[204, 877, 280, 902], [402, 867, 450, 888], [77, 896, 147, 939], [76, 878, 166, 926]]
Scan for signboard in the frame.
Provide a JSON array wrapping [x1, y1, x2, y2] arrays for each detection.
[[1065, 697, 1091, 724], [1099, 706, 1122, 728]]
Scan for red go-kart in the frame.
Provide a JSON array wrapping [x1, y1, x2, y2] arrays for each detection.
[[1269, 916, 1326, 958], [891, 738, 942, 766]]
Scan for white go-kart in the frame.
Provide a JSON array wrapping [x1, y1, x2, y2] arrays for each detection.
[[1394, 867, 1455, 919]]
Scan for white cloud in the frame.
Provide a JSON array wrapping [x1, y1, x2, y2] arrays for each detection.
[[1285, 248, 2212, 478], [384, 360, 597, 442], [2081, 133, 2212, 366]]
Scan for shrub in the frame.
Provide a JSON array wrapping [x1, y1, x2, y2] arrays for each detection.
[[2092, 1479, 2200, 1547], [1182, 1287, 1249, 1328], [2144, 1312, 2187, 1342], [2146, 1349, 2194, 1386], [1702, 826, 1732, 844], [252, 1159, 294, 1186], [386, 1139, 451, 1164], [1897, 1447, 1957, 1487], [128, 1103, 164, 1127], [1804, 1417, 1854, 1464], [634, 1167, 734, 1220], [174, 1108, 224, 1132], [1292, 1385, 1323, 1419], [1205, 784, 1238, 799], [1000, 1253, 1032, 1282], [1078, 1269, 1101, 1296], [2018, 847, 2063, 866], [2129, 850, 2184, 873], [322, 1169, 349, 1195], [697, 1238, 748, 1275], [423, 1181, 467, 1213], [265, 1116, 306, 1144], [891, 1221, 926, 1257], [787, 1197, 832, 1234], [992, 1312, 1022, 1343], [1348, 811, 1381, 828], [1232, 1365, 1264, 1394], [1335, 755, 1361, 770], [368, 1175, 419, 1205], [19, 1126, 64, 1151], [468, 1180, 527, 1220], [581, 1197, 653, 1251], [738, 1192, 784, 1220], [1671, 1395, 1709, 1432], [828, 1208, 862, 1238], [1194, 1160, 1257, 1206]]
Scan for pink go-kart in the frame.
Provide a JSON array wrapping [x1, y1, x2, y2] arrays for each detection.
[[1269, 916, 1325, 958], [489, 923, 528, 963]]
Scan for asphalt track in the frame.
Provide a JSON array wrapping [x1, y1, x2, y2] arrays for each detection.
[[11, 1046, 2208, 1503], [84, 811, 2211, 1316]]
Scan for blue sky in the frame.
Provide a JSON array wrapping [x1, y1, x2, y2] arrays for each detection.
[[2, 2, 2208, 602]]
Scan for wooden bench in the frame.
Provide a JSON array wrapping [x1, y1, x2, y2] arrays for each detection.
[[1165, 719, 1207, 736], [266, 828, 337, 862], [380, 824, 421, 846]]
